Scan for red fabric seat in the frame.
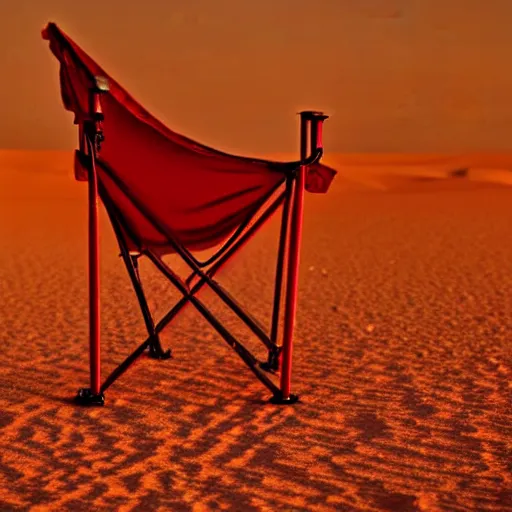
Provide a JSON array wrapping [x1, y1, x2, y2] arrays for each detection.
[[43, 23, 336, 255]]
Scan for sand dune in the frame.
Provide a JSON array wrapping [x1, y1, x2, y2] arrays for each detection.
[[0, 150, 511, 511], [266, 151, 512, 192]]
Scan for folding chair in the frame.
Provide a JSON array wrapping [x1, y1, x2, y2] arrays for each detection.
[[42, 23, 337, 406]]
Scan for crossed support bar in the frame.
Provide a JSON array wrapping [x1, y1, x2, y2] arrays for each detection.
[[75, 76, 329, 407]]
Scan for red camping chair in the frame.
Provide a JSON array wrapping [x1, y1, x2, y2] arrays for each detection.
[[42, 23, 337, 406]]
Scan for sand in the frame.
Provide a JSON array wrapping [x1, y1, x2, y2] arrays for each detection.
[[0, 150, 511, 511]]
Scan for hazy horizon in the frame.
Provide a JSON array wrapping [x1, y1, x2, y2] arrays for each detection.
[[2, 0, 512, 154]]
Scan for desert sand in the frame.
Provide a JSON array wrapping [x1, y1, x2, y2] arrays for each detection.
[[0, 150, 511, 511]]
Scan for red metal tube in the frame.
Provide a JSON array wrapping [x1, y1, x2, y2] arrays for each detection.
[[279, 114, 309, 400], [88, 139, 101, 396]]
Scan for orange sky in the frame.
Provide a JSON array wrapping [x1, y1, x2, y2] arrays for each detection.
[[2, 0, 512, 154]]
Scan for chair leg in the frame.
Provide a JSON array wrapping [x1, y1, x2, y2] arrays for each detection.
[[128, 254, 172, 360], [268, 177, 293, 371], [270, 115, 310, 405], [75, 133, 105, 406], [148, 338, 172, 360]]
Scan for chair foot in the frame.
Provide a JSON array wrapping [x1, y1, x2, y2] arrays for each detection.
[[148, 346, 172, 360], [75, 388, 105, 406], [259, 361, 278, 374], [261, 347, 281, 373], [269, 392, 300, 405], [147, 334, 172, 360]]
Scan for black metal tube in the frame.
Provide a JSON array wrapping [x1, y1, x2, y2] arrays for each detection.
[[99, 182, 171, 358], [101, 185, 158, 335], [151, 191, 286, 339], [147, 250, 274, 350], [100, 339, 150, 393], [189, 296, 281, 395], [145, 251, 280, 394], [270, 177, 294, 346]]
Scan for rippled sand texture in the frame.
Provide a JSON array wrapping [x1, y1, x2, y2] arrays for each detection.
[[0, 151, 511, 511]]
